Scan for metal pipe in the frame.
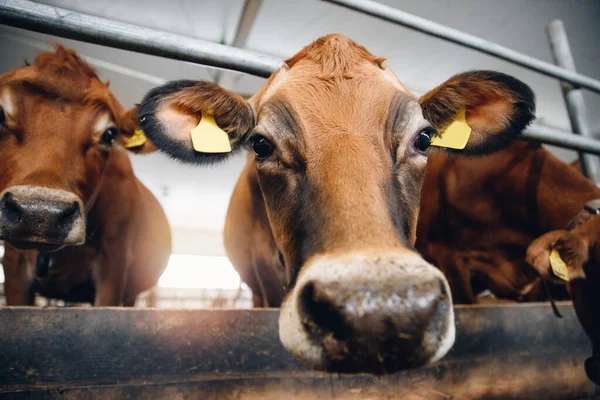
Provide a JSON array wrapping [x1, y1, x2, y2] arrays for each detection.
[[322, 0, 600, 95], [522, 125, 600, 156], [0, 0, 282, 78], [546, 20, 600, 184]]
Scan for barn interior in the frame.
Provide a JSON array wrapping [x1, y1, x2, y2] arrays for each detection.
[[0, 1, 600, 398]]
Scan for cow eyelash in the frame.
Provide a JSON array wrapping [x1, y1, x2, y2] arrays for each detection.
[[421, 126, 439, 139]]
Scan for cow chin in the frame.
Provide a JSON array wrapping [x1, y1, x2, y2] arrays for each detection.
[[0, 185, 86, 251], [278, 252, 455, 374]]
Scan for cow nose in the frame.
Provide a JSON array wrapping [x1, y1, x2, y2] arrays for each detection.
[[279, 254, 455, 375], [0, 192, 80, 227], [0, 186, 85, 248], [297, 275, 449, 373]]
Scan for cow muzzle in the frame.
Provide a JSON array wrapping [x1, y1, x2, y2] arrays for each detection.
[[279, 253, 455, 374], [0, 186, 85, 251]]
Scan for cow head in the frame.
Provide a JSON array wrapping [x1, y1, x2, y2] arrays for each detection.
[[0, 45, 152, 252], [527, 226, 600, 385], [139, 34, 535, 373]]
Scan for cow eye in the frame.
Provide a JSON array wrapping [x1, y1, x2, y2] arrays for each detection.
[[414, 130, 431, 152], [100, 127, 119, 147], [252, 134, 274, 159], [0, 106, 5, 126]]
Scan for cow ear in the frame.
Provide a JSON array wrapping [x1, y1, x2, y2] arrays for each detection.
[[138, 80, 254, 164], [118, 106, 158, 154], [419, 71, 535, 155]]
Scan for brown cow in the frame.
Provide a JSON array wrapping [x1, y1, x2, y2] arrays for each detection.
[[138, 34, 535, 374], [420, 142, 600, 385], [416, 142, 591, 304], [0, 45, 171, 306]]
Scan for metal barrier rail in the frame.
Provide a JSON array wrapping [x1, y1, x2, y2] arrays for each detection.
[[1, 0, 600, 156], [322, 0, 600, 94], [0, 0, 282, 78], [524, 124, 600, 155], [547, 20, 600, 184]]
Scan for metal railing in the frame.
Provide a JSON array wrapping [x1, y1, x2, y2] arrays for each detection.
[[546, 20, 600, 184], [0, 0, 599, 158], [322, 0, 600, 94], [0, 0, 281, 78]]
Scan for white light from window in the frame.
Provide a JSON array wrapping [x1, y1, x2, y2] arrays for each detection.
[[0, 250, 242, 289], [158, 254, 241, 289]]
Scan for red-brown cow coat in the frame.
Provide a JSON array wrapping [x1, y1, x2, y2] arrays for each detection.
[[0, 46, 171, 306]]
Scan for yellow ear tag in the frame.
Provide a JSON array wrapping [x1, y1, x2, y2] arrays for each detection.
[[124, 129, 147, 149], [430, 109, 472, 150], [549, 248, 569, 281], [190, 113, 232, 154]]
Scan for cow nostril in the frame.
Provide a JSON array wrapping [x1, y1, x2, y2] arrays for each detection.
[[57, 201, 81, 229], [424, 280, 451, 338], [0, 192, 23, 223], [299, 281, 348, 340], [585, 354, 600, 386]]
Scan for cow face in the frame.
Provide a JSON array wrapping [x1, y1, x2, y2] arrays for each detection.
[[139, 34, 535, 373], [0, 46, 152, 252]]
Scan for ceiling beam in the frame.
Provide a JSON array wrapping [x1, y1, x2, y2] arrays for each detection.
[[216, 0, 263, 90]]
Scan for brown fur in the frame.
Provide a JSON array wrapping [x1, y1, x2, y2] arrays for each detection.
[[0, 45, 171, 306], [284, 34, 387, 73], [418, 141, 599, 303], [14, 45, 120, 116]]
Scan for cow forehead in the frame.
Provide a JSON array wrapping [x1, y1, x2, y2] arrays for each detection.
[[251, 34, 418, 127], [253, 66, 423, 141], [256, 60, 411, 107], [10, 88, 115, 127], [0, 65, 122, 125]]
